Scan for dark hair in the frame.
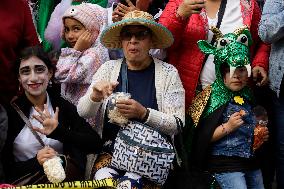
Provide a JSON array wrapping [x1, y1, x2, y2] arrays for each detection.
[[253, 105, 268, 117], [15, 46, 55, 75], [220, 62, 230, 78]]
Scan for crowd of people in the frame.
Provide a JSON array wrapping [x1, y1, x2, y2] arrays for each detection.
[[0, 0, 282, 189]]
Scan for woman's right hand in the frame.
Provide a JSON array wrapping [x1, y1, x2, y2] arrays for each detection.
[[226, 112, 244, 132], [177, 0, 206, 19], [112, 0, 137, 23], [33, 104, 59, 136], [90, 81, 119, 102], [37, 146, 57, 165]]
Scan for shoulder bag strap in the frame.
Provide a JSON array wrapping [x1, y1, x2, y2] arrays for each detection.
[[173, 116, 189, 168], [196, 0, 228, 93], [121, 58, 128, 93], [216, 0, 227, 31], [211, 0, 228, 45], [203, 0, 228, 61], [11, 102, 45, 147]]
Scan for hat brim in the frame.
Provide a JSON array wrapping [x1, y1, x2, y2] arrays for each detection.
[[101, 18, 174, 49]]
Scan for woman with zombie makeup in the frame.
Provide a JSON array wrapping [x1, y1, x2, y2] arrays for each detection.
[[2, 46, 102, 184]]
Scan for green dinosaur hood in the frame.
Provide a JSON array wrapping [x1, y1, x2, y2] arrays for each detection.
[[197, 26, 254, 118]]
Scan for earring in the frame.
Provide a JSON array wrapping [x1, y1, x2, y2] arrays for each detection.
[[17, 84, 23, 95], [48, 80, 52, 87]]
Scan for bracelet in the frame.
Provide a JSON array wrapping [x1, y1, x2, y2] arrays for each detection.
[[142, 108, 150, 123], [221, 124, 231, 135]]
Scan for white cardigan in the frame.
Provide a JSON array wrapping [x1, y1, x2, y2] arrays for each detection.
[[77, 58, 185, 136]]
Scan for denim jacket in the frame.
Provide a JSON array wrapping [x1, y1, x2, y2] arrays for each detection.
[[259, 0, 284, 97], [211, 100, 256, 158]]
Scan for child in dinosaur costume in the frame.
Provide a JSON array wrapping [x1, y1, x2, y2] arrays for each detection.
[[180, 26, 267, 189]]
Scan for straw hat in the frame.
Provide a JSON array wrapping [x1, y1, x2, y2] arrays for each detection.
[[101, 10, 174, 49]]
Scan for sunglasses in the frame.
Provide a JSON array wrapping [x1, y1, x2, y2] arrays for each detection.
[[120, 30, 151, 41]]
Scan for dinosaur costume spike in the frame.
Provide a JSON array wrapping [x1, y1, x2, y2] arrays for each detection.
[[233, 25, 249, 36], [210, 26, 224, 41]]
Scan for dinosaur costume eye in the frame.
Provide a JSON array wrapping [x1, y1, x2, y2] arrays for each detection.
[[220, 39, 227, 46], [217, 38, 230, 49], [241, 36, 247, 43], [237, 34, 249, 46]]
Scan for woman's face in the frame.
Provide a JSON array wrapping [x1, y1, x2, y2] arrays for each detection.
[[64, 18, 86, 47], [18, 56, 52, 98], [121, 25, 153, 64]]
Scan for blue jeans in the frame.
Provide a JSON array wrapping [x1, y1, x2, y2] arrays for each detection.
[[214, 169, 264, 189], [271, 94, 284, 189]]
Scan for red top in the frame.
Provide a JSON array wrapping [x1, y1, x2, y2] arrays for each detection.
[[159, 0, 270, 108], [0, 0, 39, 106]]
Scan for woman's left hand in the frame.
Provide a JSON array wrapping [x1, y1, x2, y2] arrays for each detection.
[[252, 66, 268, 86], [33, 104, 59, 135], [116, 99, 147, 120]]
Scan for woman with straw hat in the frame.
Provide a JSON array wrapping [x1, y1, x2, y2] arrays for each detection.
[[77, 10, 185, 189]]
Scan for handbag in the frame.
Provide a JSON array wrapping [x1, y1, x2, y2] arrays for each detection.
[[110, 59, 176, 185], [62, 155, 84, 181], [11, 155, 84, 186], [12, 171, 48, 186], [165, 115, 220, 189], [111, 121, 175, 185]]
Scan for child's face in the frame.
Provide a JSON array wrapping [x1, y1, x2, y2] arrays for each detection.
[[64, 18, 86, 47], [224, 66, 248, 92]]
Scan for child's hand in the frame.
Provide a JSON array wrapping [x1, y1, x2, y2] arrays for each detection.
[[226, 112, 244, 132], [212, 112, 243, 142], [74, 30, 93, 52]]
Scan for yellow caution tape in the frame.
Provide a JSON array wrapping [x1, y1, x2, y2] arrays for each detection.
[[3, 178, 117, 189]]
